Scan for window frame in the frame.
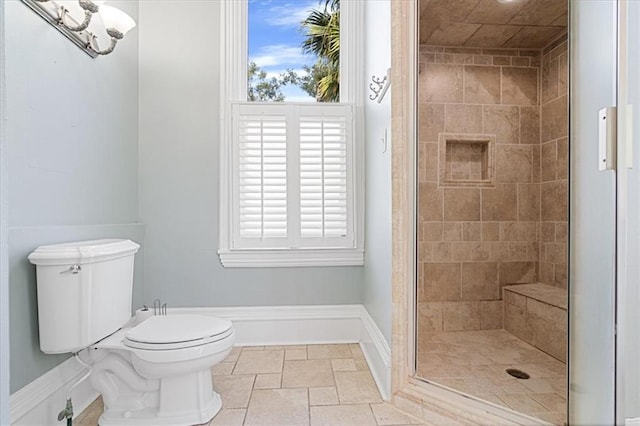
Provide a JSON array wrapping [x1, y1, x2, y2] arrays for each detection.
[[218, 0, 365, 268]]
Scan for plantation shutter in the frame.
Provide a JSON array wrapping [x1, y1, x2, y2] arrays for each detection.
[[231, 103, 354, 250], [299, 113, 350, 244]]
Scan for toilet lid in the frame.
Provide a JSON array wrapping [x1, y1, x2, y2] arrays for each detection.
[[124, 315, 232, 349]]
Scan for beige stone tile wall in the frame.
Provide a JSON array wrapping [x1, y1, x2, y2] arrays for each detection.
[[539, 37, 568, 289], [417, 46, 541, 334]]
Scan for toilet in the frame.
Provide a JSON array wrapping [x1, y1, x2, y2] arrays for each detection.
[[28, 239, 235, 426]]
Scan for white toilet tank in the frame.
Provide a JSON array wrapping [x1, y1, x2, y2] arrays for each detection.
[[28, 239, 140, 354]]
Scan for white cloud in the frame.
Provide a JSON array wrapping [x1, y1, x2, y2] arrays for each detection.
[[250, 45, 313, 69], [263, 1, 320, 28]]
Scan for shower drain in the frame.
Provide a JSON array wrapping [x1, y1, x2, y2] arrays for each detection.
[[506, 368, 530, 379]]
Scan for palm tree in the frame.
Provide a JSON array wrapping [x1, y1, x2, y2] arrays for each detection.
[[301, 0, 340, 102]]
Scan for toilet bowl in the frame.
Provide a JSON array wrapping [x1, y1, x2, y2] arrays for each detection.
[[88, 314, 235, 426], [27, 239, 236, 426]]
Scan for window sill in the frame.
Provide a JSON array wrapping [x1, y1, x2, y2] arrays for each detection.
[[218, 248, 364, 267]]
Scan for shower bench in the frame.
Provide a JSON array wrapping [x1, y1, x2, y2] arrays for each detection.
[[502, 283, 567, 363]]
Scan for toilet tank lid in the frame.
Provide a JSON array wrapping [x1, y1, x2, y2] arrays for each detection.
[[28, 239, 140, 265]]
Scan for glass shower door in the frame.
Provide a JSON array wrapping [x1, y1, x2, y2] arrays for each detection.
[[569, 1, 618, 424]]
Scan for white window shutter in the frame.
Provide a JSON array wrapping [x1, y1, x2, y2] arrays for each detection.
[[299, 114, 350, 242], [231, 103, 354, 250], [233, 105, 289, 247]]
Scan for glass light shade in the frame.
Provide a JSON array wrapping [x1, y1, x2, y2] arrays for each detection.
[[98, 5, 136, 35]]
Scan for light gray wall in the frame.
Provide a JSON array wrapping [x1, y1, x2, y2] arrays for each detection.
[[363, 0, 392, 345], [5, 0, 141, 393], [138, 1, 363, 308]]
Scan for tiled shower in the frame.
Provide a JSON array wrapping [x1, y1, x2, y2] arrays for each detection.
[[416, 1, 569, 422]]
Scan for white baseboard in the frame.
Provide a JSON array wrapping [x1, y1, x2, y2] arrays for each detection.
[[170, 304, 365, 346], [627, 417, 640, 425], [10, 356, 98, 426], [359, 307, 391, 401], [10, 304, 392, 424]]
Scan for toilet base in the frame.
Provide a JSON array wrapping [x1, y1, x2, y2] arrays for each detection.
[[98, 390, 222, 426]]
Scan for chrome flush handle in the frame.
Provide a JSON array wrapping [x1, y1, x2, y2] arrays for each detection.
[[61, 265, 82, 274]]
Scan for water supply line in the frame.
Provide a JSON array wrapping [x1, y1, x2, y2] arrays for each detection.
[[57, 353, 92, 425]]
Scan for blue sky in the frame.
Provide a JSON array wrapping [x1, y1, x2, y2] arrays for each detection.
[[248, 0, 322, 101]]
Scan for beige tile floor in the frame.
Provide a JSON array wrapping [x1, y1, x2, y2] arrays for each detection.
[[75, 344, 425, 426], [417, 330, 567, 425]]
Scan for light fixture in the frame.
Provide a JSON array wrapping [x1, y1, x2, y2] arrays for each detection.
[[21, 0, 136, 57]]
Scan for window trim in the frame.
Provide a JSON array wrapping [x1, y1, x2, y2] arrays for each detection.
[[218, 0, 364, 268]]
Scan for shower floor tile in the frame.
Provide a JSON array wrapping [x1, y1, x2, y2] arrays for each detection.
[[417, 329, 567, 425]]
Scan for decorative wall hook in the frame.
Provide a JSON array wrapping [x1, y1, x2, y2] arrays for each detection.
[[369, 68, 391, 103]]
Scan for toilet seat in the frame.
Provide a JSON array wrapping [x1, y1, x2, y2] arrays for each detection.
[[124, 315, 233, 350]]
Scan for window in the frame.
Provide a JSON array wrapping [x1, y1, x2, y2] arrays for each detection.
[[218, 0, 364, 267]]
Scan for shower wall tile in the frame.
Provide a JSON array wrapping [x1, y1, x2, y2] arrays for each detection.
[[532, 145, 541, 183], [417, 302, 443, 332], [418, 142, 438, 182], [539, 262, 555, 284], [540, 181, 567, 221], [443, 188, 481, 221], [419, 183, 443, 221], [520, 106, 541, 145], [443, 302, 481, 331], [499, 222, 538, 242], [451, 242, 492, 262], [482, 183, 518, 221], [480, 300, 503, 329], [483, 106, 520, 144], [445, 104, 483, 133], [464, 66, 501, 104], [541, 141, 557, 182], [498, 261, 537, 285], [541, 95, 568, 142], [431, 242, 452, 262], [421, 64, 464, 103], [517, 183, 540, 221], [493, 56, 511, 66], [443, 222, 463, 241], [473, 55, 493, 65], [424, 222, 443, 241], [482, 222, 500, 241], [558, 54, 568, 94], [541, 56, 559, 104], [540, 222, 555, 242], [419, 104, 445, 142], [495, 145, 533, 182], [555, 223, 567, 242], [461, 262, 499, 300], [501, 67, 539, 105], [462, 222, 482, 241], [420, 263, 461, 302], [556, 138, 568, 179]]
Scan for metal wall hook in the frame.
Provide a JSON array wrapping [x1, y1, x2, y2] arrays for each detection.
[[369, 68, 391, 103]]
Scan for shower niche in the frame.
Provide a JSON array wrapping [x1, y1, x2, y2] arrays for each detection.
[[439, 134, 494, 187]]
